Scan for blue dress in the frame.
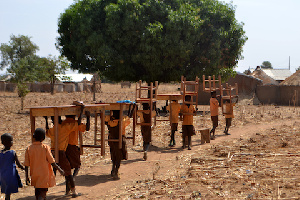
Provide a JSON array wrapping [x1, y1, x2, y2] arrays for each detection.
[[0, 150, 22, 194]]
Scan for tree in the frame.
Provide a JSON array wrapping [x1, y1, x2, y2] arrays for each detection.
[[261, 61, 272, 69], [0, 35, 70, 110], [57, 0, 247, 82], [296, 66, 300, 71], [39, 55, 70, 94], [0, 35, 39, 70]]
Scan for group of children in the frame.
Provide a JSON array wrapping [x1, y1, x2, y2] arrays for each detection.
[[167, 92, 236, 148], [0, 93, 235, 199], [0, 111, 90, 200]]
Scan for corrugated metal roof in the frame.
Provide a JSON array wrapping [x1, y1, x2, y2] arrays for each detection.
[[261, 69, 292, 81], [56, 74, 93, 82]]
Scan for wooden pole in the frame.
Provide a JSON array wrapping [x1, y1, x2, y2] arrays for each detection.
[[208, 76, 211, 91], [54, 108, 59, 162], [202, 75, 205, 91], [100, 110, 105, 156], [119, 104, 123, 149], [94, 111, 98, 145], [30, 110, 35, 143], [133, 105, 136, 145]]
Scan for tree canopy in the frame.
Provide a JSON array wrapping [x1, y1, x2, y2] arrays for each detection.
[[57, 0, 247, 82], [261, 61, 272, 69]]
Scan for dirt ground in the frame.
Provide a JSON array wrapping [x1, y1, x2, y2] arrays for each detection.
[[0, 83, 299, 200]]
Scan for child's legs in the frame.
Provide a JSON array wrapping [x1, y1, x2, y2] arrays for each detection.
[[171, 123, 178, 141], [182, 125, 187, 146], [5, 193, 11, 200], [225, 118, 232, 133], [226, 118, 231, 128], [66, 144, 81, 177], [210, 116, 218, 135], [66, 175, 75, 189], [115, 159, 121, 173], [35, 188, 48, 200], [187, 125, 193, 146], [143, 142, 150, 152]]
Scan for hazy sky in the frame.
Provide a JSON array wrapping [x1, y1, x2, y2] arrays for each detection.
[[0, 0, 299, 74]]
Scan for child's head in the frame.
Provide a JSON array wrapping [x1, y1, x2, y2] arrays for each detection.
[[33, 128, 46, 142], [225, 99, 231, 103], [112, 110, 120, 119], [211, 91, 217, 98], [1, 133, 13, 148], [142, 103, 150, 110], [66, 115, 76, 119], [51, 116, 62, 124], [185, 95, 191, 102], [172, 100, 178, 103]]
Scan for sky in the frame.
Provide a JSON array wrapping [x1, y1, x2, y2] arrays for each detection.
[[0, 0, 299, 75]]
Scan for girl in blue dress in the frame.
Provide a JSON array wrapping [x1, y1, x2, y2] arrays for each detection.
[[0, 133, 24, 200]]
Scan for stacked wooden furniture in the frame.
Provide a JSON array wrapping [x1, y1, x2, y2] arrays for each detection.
[[28, 104, 108, 161], [181, 76, 199, 112], [220, 83, 238, 114], [135, 80, 158, 132], [202, 75, 222, 93]]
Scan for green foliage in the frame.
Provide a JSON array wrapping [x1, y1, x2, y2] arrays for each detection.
[[38, 55, 70, 94], [17, 83, 29, 98], [0, 35, 39, 70], [57, 0, 247, 82], [7, 55, 48, 83], [261, 61, 272, 69], [296, 66, 299, 71], [1, 34, 70, 97]]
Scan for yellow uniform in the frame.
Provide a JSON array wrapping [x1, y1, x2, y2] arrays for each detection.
[[46, 118, 86, 151], [167, 101, 181, 124], [24, 142, 56, 188], [180, 104, 195, 125]]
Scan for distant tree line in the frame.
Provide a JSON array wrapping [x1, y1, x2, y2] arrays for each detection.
[[0, 34, 69, 109]]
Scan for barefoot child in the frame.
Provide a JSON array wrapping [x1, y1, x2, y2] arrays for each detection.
[[138, 103, 153, 160], [105, 110, 129, 179], [0, 133, 24, 200], [66, 111, 90, 178], [210, 91, 219, 140], [45, 115, 86, 197], [167, 100, 181, 147], [24, 128, 64, 200], [180, 95, 195, 150], [223, 99, 236, 135]]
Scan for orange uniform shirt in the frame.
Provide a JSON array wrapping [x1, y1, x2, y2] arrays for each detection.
[[46, 118, 86, 150], [181, 104, 195, 125], [210, 98, 219, 116], [105, 116, 131, 135], [167, 102, 181, 124], [68, 121, 86, 146], [224, 102, 235, 118], [24, 142, 56, 188]]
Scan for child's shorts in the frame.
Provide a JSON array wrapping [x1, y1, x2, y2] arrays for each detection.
[[35, 188, 48, 198], [211, 116, 218, 127], [51, 150, 72, 176], [171, 123, 178, 131], [182, 125, 194, 137], [66, 144, 81, 169], [226, 118, 232, 126]]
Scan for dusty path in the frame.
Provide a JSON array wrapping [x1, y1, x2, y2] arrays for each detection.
[[15, 118, 299, 200]]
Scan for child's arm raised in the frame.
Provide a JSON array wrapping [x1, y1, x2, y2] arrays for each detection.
[[14, 152, 25, 170], [44, 116, 49, 130], [85, 111, 91, 131], [25, 166, 30, 185], [51, 163, 65, 176]]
